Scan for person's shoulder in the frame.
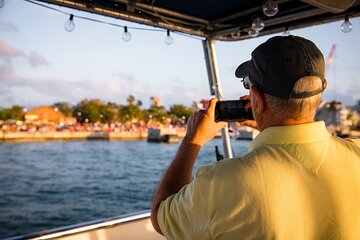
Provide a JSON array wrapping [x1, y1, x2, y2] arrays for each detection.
[[344, 138, 360, 153], [195, 148, 271, 180], [346, 137, 360, 147], [331, 136, 360, 149]]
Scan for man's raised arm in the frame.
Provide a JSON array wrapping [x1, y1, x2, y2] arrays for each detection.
[[150, 98, 227, 234]]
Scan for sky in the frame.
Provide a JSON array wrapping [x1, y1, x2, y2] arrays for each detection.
[[0, 0, 359, 109]]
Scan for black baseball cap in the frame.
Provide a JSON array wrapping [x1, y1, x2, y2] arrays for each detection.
[[235, 35, 325, 99]]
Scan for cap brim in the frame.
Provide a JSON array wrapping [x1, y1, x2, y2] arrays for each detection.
[[235, 61, 250, 78]]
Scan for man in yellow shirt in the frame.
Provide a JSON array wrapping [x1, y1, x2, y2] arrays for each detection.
[[151, 35, 360, 239]]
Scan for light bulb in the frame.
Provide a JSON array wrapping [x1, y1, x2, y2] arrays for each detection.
[[165, 30, 173, 45], [0, 0, 4, 8], [122, 26, 132, 41], [64, 14, 75, 32], [263, 0, 278, 17], [340, 16, 352, 33], [248, 28, 259, 37], [252, 17, 265, 31], [231, 31, 241, 39]]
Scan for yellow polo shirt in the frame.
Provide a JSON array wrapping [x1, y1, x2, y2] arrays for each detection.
[[158, 121, 360, 239]]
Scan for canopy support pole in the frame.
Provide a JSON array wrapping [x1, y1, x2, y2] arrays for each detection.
[[203, 38, 233, 159]]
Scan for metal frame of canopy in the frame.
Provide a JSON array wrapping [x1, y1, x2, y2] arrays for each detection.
[[26, 0, 360, 40], [203, 39, 233, 158], [25, 0, 360, 156]]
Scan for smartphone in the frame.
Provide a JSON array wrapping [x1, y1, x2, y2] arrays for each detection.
[[215, 100, 253, 122]]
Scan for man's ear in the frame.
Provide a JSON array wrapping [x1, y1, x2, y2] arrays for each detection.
[[250, 85, 265, 113], [323, 79, 328, 90]]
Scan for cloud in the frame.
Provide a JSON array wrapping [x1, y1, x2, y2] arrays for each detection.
[[0, 62, 14, 80], [111, 71, 136, 83], [28, 51, 50, 67], [0, 40, 49, 106], [346, 82, 360, 96], [0, 93, 17, 107], [0, 40, 68, 106], [0, 22, 18, 32], [0, 40, 20, 83], [155, 77, 208, 106], [0, 40, 49, 68], [0, 40, 152, 106], [73, 72, 147, 104], [0, 39, 25, 63], [322, 88, 355, 106], [0, 74, 81, 99], [0, 67, 151, 107]]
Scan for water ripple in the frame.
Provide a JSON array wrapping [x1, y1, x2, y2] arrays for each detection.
[[0, 138, 249, 238]]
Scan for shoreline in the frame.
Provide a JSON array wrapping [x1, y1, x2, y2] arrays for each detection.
[[0, 131, 148, 142], [1, 129, 358, 143], [0, 130, 188, 143]]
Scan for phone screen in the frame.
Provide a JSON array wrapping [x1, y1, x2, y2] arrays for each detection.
[[215, 100, 253, 122]]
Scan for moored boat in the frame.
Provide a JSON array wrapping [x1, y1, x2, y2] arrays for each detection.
[[235, 126, 259, 140], [147, 128, 180, 143]]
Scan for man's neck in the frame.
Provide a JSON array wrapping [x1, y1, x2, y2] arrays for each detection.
[[259, 117, 315, 132]]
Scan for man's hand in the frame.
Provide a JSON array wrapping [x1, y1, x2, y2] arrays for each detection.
[[185, 98, 227, 146], [239, 95, 258, 130]]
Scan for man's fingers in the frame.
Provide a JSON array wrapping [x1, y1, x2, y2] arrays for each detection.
[[205, 98, 218, 115], [239, 95, 251, 109], [239, 120, 258, 130], [239, 95, 250, 101]]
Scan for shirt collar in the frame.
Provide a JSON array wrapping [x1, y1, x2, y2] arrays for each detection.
[[249, 121, 331, 152]]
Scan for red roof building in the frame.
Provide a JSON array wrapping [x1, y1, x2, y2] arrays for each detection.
[[25, 106, 66, 125]]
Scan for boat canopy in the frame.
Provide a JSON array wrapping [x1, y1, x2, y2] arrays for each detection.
[[33, 0, 360, 41]]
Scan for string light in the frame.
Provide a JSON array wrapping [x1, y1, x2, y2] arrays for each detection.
[[263, 0, 278, 17], [164, 30, 173, 45], [64, 14, 75, 32], [252, 17, 265, 31], [231, 31, 241, 39], [18, 0, 358, 45], [340, 15, 352, 33], [18, 0, 347, 42], [248, 28, 259, 37], [22, 0, 204, 43], [0, 0, 4, 8], [122, 26, 132, 41]]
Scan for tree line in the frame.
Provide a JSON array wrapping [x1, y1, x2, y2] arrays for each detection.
[[0, 95, 196, 124]]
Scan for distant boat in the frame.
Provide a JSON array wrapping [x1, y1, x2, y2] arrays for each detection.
[[235, 126, 259, 140], [147, 128, 180, 143]]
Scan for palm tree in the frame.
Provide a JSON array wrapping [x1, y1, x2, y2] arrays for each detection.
[[127, 95, 136, 106]]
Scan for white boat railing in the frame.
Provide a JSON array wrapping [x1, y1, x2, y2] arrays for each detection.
[[6, 210, 165, 240]]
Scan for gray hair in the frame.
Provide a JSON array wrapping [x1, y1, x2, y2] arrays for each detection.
[[265, 76, 323, 120]]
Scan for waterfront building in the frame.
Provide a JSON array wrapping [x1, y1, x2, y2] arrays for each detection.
[[24, 106, 76, 126]]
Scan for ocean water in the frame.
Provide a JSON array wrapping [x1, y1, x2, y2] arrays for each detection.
[[0, 138, 250, 239]]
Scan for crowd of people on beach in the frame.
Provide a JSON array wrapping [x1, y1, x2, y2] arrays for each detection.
[[0, 118, 187, 134]]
